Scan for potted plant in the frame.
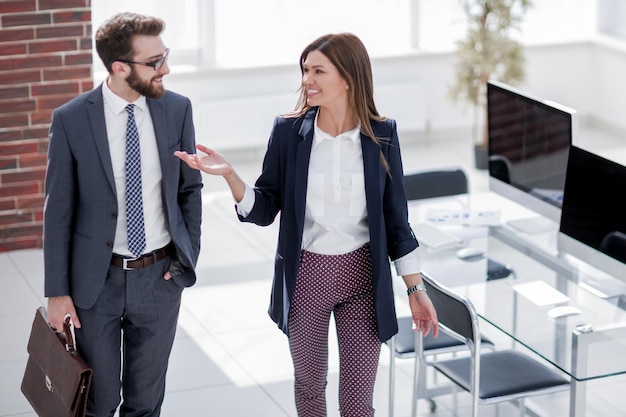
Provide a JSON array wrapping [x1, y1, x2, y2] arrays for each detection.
[[448, 0, 533, 169]]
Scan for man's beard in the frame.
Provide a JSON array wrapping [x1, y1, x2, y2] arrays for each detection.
[[127, 67, 165, 99]]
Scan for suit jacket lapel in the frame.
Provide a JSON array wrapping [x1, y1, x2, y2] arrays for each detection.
[[147, 98, 170, 193], [361, 134, 382, 217], [294, 111, 316, 230], [361, 132, 384, 267], [86, 86, 116, 195]]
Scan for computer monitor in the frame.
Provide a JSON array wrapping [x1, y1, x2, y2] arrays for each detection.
[[487, 80, 578, 233], [558, 145, 626, 289]]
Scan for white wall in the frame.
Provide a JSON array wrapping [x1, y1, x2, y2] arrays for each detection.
[[164, 39, 626, 151]]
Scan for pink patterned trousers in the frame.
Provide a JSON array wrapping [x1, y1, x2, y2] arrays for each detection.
[[288, 244, 381, 417]]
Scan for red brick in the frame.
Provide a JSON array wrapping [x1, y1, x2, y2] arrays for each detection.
[[81, 80, 93, 92], [8, 55, 62, 70], [0, 113, 29, 128], [2, 99, 36, 112], [0, 211, 33, 226], [0, 131, 23, 143], [79, 36, 91, 50], [33, 208, 43, 222], [0, 223, 43, 240], [0, 1, 37, 14], [31, 110, 54, 125], [40, 0, 88, 10], [17, 195, 44, 210], [43, 66, 90, 81], [0, 0, 92, 253], [0, 157, 18, 170], [0, 142, 39, 157], [0, 43, 27, 56], [36, 24, 84, 39], [38, 95, 74, 111], [1, 168, 46, 184], [0, 86, 29, 100], [22, 128, 49, 140], [0, 70, 41, 86], [28, 39, 77, 54], [0, 182, 39, 197], [2, 13, 52, 28], [0, 58, 11, 72], [65, 52, 92, 66], [0, 28, 35, 43], [30, 82, 76, 96], [37, 139, 49, 153], [53, 10, 91, 24], [0, 199, 16, 211], [0, 236, 43, 252]]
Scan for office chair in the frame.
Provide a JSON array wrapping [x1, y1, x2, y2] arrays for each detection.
[[403, 167, 468, 200], [600, 231, 626, 263], [488, 155, 512, 184], [404, 167, 513, 280], [417, 273, 570, 417], [386, 316, 495, 416], [387, 168, 515, 416], [402, 167, 514, 281]]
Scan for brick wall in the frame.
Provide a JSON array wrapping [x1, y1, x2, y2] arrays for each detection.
[[0, 0, 93, 251]]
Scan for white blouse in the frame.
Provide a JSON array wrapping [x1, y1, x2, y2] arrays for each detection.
[[236, 114, 420, 276]]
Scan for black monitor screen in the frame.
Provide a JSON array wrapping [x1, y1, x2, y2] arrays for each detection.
[[487, 81, 573, 208], [560, 146, 626, 264]]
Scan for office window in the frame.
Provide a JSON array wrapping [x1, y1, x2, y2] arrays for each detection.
[[92, 0, 203, 74], [92, 0, 612, 71], [598, 0, 626, 39], [93, 0, 412, 70], [213, 0, 412, 68]]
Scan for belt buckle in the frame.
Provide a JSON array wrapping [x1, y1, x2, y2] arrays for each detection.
[[122, 256, 140, 271]]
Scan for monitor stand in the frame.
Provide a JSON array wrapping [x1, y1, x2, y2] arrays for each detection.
[[578, 272, 626, 299], [506, 216, 558, 235]]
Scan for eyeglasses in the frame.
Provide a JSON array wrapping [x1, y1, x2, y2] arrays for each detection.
[[118, 48, 170, 71]]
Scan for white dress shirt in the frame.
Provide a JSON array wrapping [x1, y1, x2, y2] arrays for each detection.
[[237, 114, 420, 276], [102, 79, 170, 256]]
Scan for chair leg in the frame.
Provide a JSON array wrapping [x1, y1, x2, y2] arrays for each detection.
[[411, 334, 430, 417], [452, 383, 461, 417], [411, 343, 419, 417], [388, 337, 395, 417], [518, 398, 526, 417]]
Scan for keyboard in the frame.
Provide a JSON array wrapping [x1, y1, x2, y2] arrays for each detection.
[[413, 222, 463, 250]]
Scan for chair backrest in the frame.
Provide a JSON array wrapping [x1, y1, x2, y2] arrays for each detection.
[[600, 231, 626, 263], [488, 155, 511, 184], [403, 168, 468, 201], [421, 272, 481, 351]]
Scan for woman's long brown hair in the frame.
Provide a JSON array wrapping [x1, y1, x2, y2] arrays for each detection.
[[292, 33, 391, 174]]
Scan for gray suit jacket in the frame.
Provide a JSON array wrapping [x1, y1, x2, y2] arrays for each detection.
[[43, 84, 203, 309]]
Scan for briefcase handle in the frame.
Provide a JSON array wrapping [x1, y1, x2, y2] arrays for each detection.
[[62, 316, 78, 356]]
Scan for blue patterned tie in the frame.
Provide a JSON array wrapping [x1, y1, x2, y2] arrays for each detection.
[[125, 104, 146, 257]]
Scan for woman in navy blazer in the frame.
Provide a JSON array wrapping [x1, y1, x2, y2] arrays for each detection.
[[177, 33, 438, 416]]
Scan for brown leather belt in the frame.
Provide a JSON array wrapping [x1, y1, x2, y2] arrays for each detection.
[[111, 243, 174, 270]]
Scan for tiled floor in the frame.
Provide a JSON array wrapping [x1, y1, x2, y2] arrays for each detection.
[[3, 123, 626, 416]]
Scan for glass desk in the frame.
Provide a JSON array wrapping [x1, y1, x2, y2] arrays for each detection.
[[409, 195, 626, 417]]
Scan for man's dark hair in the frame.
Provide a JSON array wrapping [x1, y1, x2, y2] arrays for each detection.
[[95, 12, 165, 74]]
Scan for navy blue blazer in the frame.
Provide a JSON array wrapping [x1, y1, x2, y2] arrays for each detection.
[[241, 108, 418, 342], [44, 84, 203, 309]]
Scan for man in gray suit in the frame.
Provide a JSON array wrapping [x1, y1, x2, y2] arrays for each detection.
[[44, 12, 202, 417]]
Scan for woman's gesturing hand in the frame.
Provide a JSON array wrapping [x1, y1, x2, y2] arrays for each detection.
[[174, 144, 233, 176]]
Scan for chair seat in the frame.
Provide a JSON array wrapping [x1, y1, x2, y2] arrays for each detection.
[[392, 316, 493, 357], [433, 350, 570, 400]]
